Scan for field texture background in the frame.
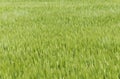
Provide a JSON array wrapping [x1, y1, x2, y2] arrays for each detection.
[[0, 0, 120, 79]]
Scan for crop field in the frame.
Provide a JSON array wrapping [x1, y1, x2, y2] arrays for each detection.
[[0, 0, 120, 79]]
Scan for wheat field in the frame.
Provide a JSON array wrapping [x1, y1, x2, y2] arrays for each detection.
[[0, 0, 120, 79]]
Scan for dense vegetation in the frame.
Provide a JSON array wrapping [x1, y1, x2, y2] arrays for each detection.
[[0, 0, 120, 79]]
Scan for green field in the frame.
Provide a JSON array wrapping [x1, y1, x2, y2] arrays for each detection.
[[0, 0, 120, 79]]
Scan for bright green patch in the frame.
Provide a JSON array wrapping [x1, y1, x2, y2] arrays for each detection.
[[0, 1, 120, 79]]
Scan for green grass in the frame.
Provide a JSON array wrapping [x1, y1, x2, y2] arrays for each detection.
[[0, 0, 120, 79]]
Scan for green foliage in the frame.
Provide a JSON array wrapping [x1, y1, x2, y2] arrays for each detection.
[[0, 1, 120, 79]]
